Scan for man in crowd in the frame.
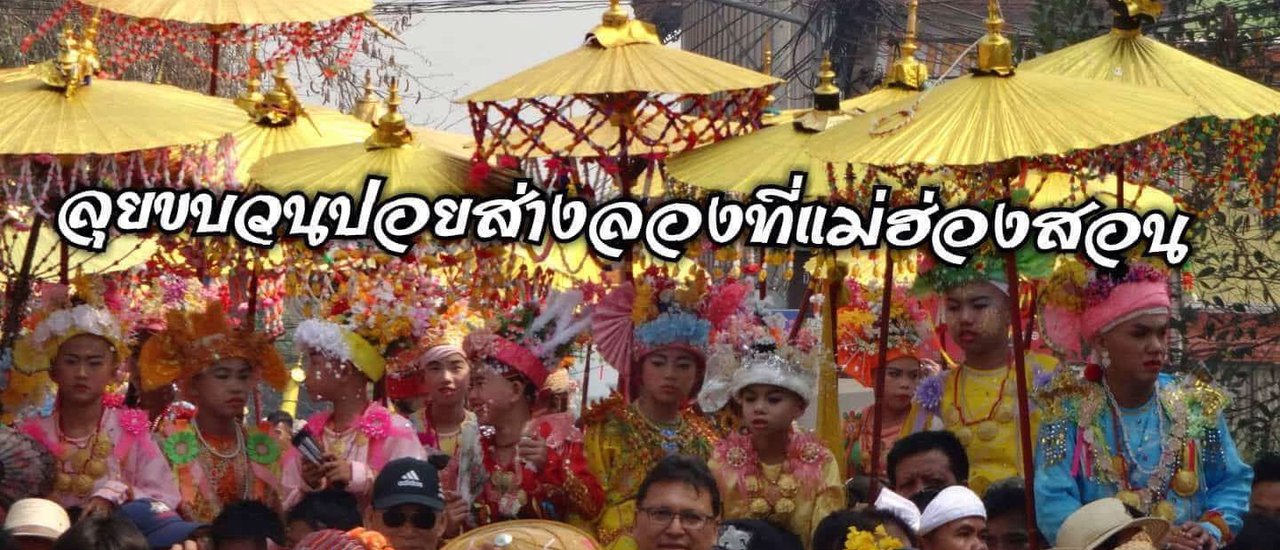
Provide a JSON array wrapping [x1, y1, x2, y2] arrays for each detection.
[[982, 479, 1035, 550], [887, 431, 970, 499], [917, 486, 988, 550], [633, 455, 722, 550], [4, 499, 70, 550], [364, 457, 447, 550]]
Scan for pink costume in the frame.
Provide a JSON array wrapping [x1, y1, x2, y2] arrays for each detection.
[[282, 403, 427, 510], [23, 406, 181, 510]]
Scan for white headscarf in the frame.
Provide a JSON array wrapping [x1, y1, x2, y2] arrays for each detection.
[[918, 486, 986, 535]]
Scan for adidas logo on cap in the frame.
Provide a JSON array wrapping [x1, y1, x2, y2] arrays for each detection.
[[398, 469, 424, 489]]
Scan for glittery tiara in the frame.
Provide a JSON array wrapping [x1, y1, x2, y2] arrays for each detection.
[[697, 298, 824, 412]]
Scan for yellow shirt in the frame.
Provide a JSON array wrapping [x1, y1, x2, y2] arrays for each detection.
[[582, 395, 719, 550], [911, 352, 1057, 495], [710, 430, 844, 549]]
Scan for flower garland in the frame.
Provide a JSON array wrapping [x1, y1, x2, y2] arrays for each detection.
[[845, 525, 904, 550], [715, 430, 828, 520]]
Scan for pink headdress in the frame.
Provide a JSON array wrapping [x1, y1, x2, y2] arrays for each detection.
[[1040, 259, 1171, 362], [591, 264, 752, 398], [464, 290, 591, 390]]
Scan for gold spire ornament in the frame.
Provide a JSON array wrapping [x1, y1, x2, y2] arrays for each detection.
[[976, 0, 1014, 76], [352, 70, 382, 122], [793, 53, 847, 132], [884, 0, 928, 89], [234, 41, 265, 114], [366, 78, 412, 150], [591, 0, 660, 47]]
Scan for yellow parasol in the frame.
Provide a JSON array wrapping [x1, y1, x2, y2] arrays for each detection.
[[230, 61, 374, 182], [666, 54, 851, 194], [0, 66, 35, 84], [461, 1, 779, 102], [667, 0, 932, 196], [806, 1, 1199, 167], [1024, 171, 1177, 214], [1019, 3, 1280, 120], [250, 80, 518, 197], [0, 57, 244, 155], [78, 0, 373, 27], [442, 520, 601, 550], [490, 112, 740, 158], [0, 223, 155, 283]]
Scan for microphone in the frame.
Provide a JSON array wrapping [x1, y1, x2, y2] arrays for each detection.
[[291, 428, 325, 466]]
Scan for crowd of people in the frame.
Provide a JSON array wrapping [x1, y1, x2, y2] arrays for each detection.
[[0, 251, 1275, 550]]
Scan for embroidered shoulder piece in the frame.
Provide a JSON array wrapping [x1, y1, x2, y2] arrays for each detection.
[[1164, 372, 1229, 440], [582, 393, 626, 426]]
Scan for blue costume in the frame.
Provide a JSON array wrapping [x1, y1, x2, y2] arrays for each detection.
[[1034, 371, 1252, 544]]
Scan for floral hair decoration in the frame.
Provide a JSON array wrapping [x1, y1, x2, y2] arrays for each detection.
[[697, 294, 825, 413], [294, 319, 386, 383], [912, 242, 1054, 296], [592, 265, 753, 398], [1039, 257, 1171, 362], [13, 279, 128, 376], [844, 525, 905, 550], [837, 281, 938, 386], [137, 300, 287, 392], [463, 289, 591, 389]]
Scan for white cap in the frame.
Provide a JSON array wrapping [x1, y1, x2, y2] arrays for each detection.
[[4, 498, 70, 541], [875, 488, 922, 533], [918, 486, 986, 535]]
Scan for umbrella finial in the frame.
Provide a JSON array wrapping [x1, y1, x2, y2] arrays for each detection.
[[1110, 0, 1163, 30], [603, 0, 628, 26], [367, 77, 414, 150], [976, 0, 1014, 76], [813, 51, 841, 111], [590, 0, 660, 47], [235, 40, 265, 116], [45, 26, 85, 97], [353, 70, 381, 122], [884, 0, 929, 90], [257, 62, 301, 126], [761, 30, 777, 116], [80, 8, 102, 80]]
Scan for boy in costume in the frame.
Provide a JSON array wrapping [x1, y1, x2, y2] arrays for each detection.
[[17, 283, 179, 515], [140, 301, 290, 522], [699, 298, 843, 549], [1034, 259, 1251, 547], [282, 316, 427, 509], [583, 267, 731, 550], [910, 248, 1058, 496], [839, 281, 939, 481], [463, 289, 604, 528]]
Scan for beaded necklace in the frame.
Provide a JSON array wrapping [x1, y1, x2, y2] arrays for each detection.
[[192, 419, 252, 510], [53, 408, 109, 498]]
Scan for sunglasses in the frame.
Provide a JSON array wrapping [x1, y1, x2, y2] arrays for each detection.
[[382, 509, 437, 530]]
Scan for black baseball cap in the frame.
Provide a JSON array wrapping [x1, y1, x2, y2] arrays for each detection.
[[372, 457, 446, 511]]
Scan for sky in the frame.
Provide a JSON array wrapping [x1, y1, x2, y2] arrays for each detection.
[[392, 7, 605, 131]]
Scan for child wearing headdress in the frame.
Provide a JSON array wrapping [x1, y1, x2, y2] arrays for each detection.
[[838, 281, 940, 481], [17, 281, 179, 516], [909, 247, 1058, 496], [583, 267, 730, 550], [463, 290, 604, 529], [141, 301, 289, 522], [1034, 258, 1251, 547], [700, 297, 843, 549]]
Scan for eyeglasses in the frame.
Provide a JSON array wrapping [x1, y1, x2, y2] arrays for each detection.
[[639, 507, 714, 531], [381, 509, 437, 530]]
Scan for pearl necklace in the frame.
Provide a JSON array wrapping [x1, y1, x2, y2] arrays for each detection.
[[1103, 381, 1164, 477], [193, 419, 244, 459]]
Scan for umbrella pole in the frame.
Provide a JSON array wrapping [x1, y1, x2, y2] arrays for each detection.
[[579, 342, 593, 413], [207, 26, 222, 96], [1002, 171, 1040, 550], [59, 240, 69, 285], [867, 250, 895, 498], [2, 217, 44, 356], [817, 252, 846, 464]]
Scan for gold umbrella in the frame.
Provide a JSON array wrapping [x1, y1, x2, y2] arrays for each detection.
[[1019, 3, 1280, 120], [806, 2, 1198, 167], [442, 520, 600, 550], [79, 0, 373, 27], [462, 1, 779, 102], [230, 62, 373, 182], [667, 55, 852, 194], [0, 30, 243, 155], [668, 0, 932, 195], [0, 66, 35, 84], [0, 223, 156, 283], [251, 80, 518, 197], [1025, 171, 1177, 214], [490, 112, 740, 158]]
